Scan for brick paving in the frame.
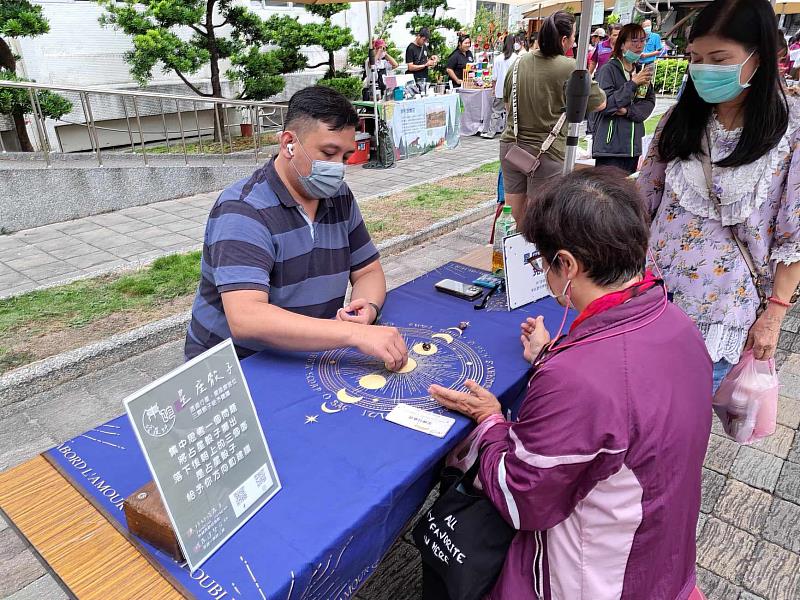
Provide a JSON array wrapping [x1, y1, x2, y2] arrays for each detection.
[[0, 136, 499, 299]]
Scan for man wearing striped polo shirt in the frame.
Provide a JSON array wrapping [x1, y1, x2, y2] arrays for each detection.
[[185, 86, 408, 370]]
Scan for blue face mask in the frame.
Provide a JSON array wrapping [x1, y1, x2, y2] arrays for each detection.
[[643, 26, 652, 34], [623, 49, 642, 63], [290, 139, 345, 199], [689, 51, 757, 104]]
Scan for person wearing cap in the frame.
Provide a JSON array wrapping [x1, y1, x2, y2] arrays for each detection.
[[365, 38, 398, 96], [406, 27, 439, 83], [589, 27, 605, 56], [589, 23, 621, 75]]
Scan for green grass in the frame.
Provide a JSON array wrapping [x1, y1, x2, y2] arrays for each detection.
[[0, 252, 201, 336], [472, 160, 501, 175], [137, 132, 280, 155], [645, 113, 662, 136]]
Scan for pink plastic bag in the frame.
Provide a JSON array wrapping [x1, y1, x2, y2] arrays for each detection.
[[712, 350, 779, 444]]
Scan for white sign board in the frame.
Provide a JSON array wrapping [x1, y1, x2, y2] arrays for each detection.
[[502, 233, 549, 310], [124, 338, 281, 572], [592, 0, 606, 25]]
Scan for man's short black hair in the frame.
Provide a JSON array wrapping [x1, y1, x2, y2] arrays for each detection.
[[417, 27, 431, 40], [285, 85, 359, 133], [521, 167, 650, 287]]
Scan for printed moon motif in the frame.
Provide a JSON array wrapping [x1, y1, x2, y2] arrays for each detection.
[[358, 374, 387, 390], [309, 327, 491, 412], [412, 342, 438, 356]]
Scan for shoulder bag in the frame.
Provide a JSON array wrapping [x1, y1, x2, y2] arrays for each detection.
[[412, 450, 515, 600], [700, 129, 799, 311], [503, 55, 567, 177]]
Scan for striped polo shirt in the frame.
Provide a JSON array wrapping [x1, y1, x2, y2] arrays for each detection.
[[184, 159, 379, 360]]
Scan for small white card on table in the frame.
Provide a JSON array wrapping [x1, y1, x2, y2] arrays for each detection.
[[386, 403, 456, 438]]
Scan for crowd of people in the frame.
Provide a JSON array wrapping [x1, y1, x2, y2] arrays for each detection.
[[185, 0, 799, 597]]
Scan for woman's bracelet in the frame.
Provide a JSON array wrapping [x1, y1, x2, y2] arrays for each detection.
[[768, 296, 792, 308]]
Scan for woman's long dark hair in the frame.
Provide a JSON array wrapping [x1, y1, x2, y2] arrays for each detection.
[[503, 33, 515, 60], [658, 0, 788, 167], [538, 11, 574, 58]]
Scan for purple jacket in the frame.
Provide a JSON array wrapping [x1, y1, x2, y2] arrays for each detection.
[[475, 286, 712, 599]]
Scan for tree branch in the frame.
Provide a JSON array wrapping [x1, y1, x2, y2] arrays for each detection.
[[173, 68, 212, 96], [307, 60, 329, 69], [190, 24, 208, 36], [212, 19, 229, 29]]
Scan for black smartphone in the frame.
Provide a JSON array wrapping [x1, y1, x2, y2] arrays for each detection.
[[434, 278, 483, 301]]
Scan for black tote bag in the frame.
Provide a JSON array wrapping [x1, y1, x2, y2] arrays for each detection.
[[412, 453, 515, 600]]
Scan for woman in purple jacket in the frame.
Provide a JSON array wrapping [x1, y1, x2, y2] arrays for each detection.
[[430, 168, 712, 599]]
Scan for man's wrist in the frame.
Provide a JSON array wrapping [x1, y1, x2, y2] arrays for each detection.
[[368, 302, 382, 324]]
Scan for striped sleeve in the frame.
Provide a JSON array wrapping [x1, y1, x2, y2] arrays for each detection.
[[206, 199, 275, 293], [346, 194, 380, 271], [476, 368, 628, 531]]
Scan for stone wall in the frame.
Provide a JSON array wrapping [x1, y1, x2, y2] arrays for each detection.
[[0, 161, 262, 232]]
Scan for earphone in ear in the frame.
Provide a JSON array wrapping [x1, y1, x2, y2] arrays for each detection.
[[287, 143, 295, 157]]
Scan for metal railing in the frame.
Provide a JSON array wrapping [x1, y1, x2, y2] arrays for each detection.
[[650, 55, 689, 97], [0, 80, 288, 167]]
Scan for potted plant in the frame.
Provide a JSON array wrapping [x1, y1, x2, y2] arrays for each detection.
[[240, 108, 253, 138]]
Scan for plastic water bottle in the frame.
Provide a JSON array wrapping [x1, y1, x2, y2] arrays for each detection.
[[492, 205, 516, 275]]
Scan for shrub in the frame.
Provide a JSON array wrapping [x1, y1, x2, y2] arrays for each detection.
[[652, 58, 688, 95], [318, 76, 362, 100]]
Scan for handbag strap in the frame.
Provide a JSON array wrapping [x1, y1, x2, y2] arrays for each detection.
[[700, 129, 767, 307], [511, 54, 567, 158], [512, 57, 520, 140]]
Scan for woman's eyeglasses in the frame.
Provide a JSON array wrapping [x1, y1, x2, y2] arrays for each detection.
[[525, 252, 544, 274]]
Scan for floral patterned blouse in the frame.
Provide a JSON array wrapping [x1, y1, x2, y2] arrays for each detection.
[[637, 98, 800, 364]]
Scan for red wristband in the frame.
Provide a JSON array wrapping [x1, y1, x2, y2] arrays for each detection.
[[768, 296, 791, 308]]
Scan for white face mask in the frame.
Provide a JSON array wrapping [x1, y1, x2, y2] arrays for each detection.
[[514, 42, 521, 51]]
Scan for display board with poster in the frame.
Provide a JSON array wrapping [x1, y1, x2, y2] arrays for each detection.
[[124, 338, 281, 572], [382, 94, 461, 160], [502, 233, 549, 310]]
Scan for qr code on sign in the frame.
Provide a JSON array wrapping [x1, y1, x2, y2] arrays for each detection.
[[233, 487, 248, 506], [254, 467, 267, 488]]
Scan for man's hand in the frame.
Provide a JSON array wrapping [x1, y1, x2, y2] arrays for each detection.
[[615, 107, 628, 115], [745, 304, 786, 360], [520, 316, 551, 363], [336, 298, 377, 325], [350, 324, 408, 371], [429, 380, 502, 423]]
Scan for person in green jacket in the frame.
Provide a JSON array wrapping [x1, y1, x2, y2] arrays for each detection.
[[591, 23, 656, 174]]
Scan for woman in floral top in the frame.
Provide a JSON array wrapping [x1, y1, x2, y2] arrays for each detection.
[[638, 0, 800, 390]]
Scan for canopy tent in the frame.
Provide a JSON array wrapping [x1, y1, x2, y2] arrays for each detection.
[[776, 0, 800, 14], [522, 0, 615, 20]]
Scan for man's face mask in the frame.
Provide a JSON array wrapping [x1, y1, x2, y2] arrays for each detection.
[[288, 138, 345, 199]]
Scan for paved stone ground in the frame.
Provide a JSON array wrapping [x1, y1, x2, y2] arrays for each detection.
[[0, 136, 499, 299], [2, 213, 799, 598]]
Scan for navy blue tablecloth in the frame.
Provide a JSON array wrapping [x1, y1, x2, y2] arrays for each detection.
[[45, 261, 572, 599]]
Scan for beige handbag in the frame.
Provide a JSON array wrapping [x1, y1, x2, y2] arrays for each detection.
[[503, 56, 566, 176]]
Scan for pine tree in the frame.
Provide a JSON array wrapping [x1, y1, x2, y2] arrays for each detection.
[[96, 0, 312, 104], [0, 1, 72, 151]]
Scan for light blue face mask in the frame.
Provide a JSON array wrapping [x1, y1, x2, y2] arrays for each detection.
[[623, 49, 642, 63], [643, 26, 652, 34], [290, 139, 345, 199], [689, 51, 757, 104]]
